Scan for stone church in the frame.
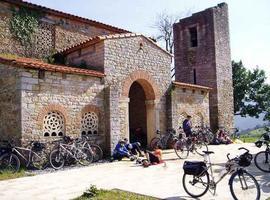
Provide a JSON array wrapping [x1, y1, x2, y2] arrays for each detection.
[[0, 0, 233, 153]]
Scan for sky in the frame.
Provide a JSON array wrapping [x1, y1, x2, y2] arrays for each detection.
[[26, 0, 270, 83]]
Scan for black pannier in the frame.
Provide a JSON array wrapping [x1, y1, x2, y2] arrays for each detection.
[[32, 142, 45, 152], [183, 161, 206, 176], [238, 153, 253, 167]]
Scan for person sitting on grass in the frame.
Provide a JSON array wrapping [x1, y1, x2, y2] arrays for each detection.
[[111, 139, 131, 161], [123, 138, 144, 157]]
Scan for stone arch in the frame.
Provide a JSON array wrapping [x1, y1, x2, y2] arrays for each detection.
[[193, 112, 204, 128], [37, 104, 69, 129], [121, 70, 160, 100]]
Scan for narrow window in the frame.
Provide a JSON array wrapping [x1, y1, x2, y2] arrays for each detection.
[[193, 69, 197, 84], [38, 70, 45, 79], [189, 27, 198, 47]]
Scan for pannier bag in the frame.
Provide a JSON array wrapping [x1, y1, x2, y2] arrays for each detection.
[[32, 142, 45, 152], [183, 161, 206, 176], [238, 153, 253, 167]]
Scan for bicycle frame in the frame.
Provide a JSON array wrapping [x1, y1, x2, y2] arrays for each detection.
[[58, 143, 81, 161], [12, 146, 41, 167]]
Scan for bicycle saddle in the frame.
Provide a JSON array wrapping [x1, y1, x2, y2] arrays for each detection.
[[203, 151, 214, 155]]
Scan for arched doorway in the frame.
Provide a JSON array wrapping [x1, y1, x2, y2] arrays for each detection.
[[129, 81, 147, 147], [120, 70, 160, 148]]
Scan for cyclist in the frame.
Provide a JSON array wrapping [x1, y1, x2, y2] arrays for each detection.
[[123, 138, 143, 157], [182, 115, 193, 145], [111, 139, 131, 161]]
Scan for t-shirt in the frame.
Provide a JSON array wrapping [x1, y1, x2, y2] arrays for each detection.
[[154, 149, 162, 160], [183, 119, 192, 131]]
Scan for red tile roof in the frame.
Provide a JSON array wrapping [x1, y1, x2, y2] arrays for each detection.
[[173, 81, 212, 91], [2, 0, 129, 34], [59, 33, 173, 57], [0, 56, 105, 78]]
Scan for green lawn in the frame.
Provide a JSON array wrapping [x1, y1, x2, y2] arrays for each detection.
[[237, 127, 267, 143], [238, 136, 259, 143], [74, 186, 158, 200], [0, 169, 33, 181]]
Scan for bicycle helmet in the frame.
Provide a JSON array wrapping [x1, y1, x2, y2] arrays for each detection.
[[128, 144, 133, 149]]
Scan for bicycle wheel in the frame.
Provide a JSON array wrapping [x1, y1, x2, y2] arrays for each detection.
[[174, 140, 189, 159], [83, 143, 103, 162], [182, 170, 210, 198], [49, 149, 65, 170], [0, 153, 20, 173], [150, 137, 160, 149], [76, 147, 93, 166], [195, 142, 208, 156], [254, 151, 270, 172], [31, 151, 47, 170], [229, 170, 260, 200], [90, 144, 103, 162]]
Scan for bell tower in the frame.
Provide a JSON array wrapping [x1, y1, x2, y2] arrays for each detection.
[[173, 3, 234, 131]]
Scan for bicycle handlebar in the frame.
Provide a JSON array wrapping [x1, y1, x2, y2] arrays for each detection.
[[238, 147, 249, 153], [227, 153, 231, 161], [227, 147, 250, 161]]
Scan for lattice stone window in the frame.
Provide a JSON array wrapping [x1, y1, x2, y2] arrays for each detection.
[[43, 111, 65, 137], [81, 112, 98, 135]]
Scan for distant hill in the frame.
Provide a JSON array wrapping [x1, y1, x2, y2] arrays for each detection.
[[234, 114, 269, 131]]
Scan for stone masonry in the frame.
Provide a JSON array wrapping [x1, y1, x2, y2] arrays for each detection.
[[0, 1, 234, 154], [173, 3, 234, 132], [64, 34, 173, 151], [0, 60, 106, 149], [0, 0, 127, 58]]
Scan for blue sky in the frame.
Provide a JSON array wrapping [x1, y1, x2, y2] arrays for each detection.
[[26, 0, 270, 82]]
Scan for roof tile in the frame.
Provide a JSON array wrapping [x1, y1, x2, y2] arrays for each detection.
[[0, 56, 105, 78]]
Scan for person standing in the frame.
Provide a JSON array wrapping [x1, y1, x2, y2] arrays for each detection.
[[182, 115, 192, 138]]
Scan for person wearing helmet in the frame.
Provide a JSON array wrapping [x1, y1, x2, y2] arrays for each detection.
[[111, 139, 131, 161], [124, 138, 143, 157]]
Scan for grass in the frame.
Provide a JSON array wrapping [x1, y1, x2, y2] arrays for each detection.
[[238, 136, 259, 143], [74, 185, 158, 200], [236, 127, 267, 143], [0, 169, 33, 181]]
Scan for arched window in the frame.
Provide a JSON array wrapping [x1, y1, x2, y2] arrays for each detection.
[[43, 111, 65, 137], [81, 112, 99, 135], [193, 113, 204, 128]]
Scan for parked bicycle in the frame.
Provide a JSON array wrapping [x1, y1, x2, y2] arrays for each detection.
[[254, 128, 270, 172], [182, 147, 260, 200], [150, 129, 178, 150], [79, 135, 103, 162], [0, 140, 47, 173], [196, 126, 215, 144], [49, 136, 93, 170], [174, 130, 208, 159]]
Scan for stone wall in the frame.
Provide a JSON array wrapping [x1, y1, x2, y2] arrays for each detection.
[[103, 36, 172, 151], [0, 64, 106, 149], [0, 1, 123, 58], [213, 4, 234, 130], [170, 86, 210, 131], [66, 42, 105, 72], [173, 3, 234, 131], [0, 64, 21, 143]]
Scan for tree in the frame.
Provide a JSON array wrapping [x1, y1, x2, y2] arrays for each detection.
[[152, 11, 191, 54], [232, 60, 270, 121]]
